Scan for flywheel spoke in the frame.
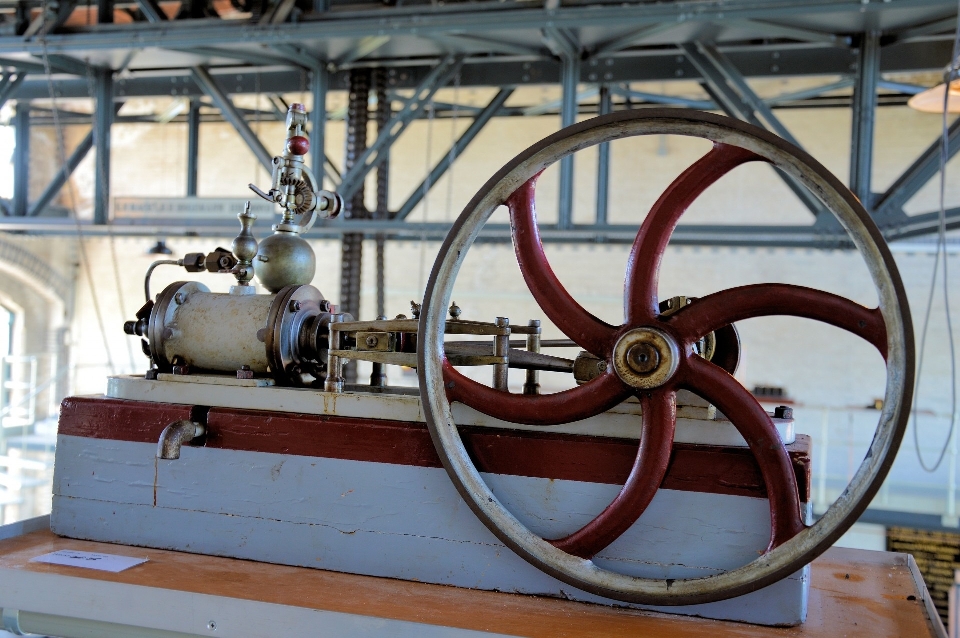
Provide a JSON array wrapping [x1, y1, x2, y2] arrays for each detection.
[[442, 358, 630, 426], [669, 283, 887, 359], [625, 144, 760, 324], [678, 356, 806, 550], [508, 176, 619, 357], [552, 389, 677, 559]]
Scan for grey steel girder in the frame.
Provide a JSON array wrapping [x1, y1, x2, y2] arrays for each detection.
[[190, 66, 274, 172], [337, 55, 464, 201], [394, 87, 514, 221], [680, 41, 829, 218], [0, 0, 955, 56]]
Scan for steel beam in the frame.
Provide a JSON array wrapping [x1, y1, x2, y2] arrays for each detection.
[[310, 66, 327, 186], [22, 0, 77, 39], [880, 207, 960, 241], [190, 66, 273, 172], [595, 85, 612, 226], [29, 131, 94, 217], [337, 55, 463, 201], [590, 23, 681, 58], [335, 36, 391, 67], [874, 117, 960, 219], [93, 69, 113, 224], [608, 85, 713, 109], [522, 87, 597, 117], [12, 102, 29, 217], [730, 19, 848, 46], [0, 73, 25, 111], [892, 15, 958, 42], [2, 0, 957, 54], [557, 40, 580, 230], [186, 98, 200, 196], [849, 31, 880, 209], [681, 42, 828, 219], [394, 88, 514, 221], [765, 78, 853, 105], [135, 0, 167, 22]]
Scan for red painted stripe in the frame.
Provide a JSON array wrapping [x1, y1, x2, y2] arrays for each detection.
[[59, 397, 810, 501]]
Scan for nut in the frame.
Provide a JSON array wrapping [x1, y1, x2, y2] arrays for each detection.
[[289, 299, 301, 312], [365, 335, 379, 348]]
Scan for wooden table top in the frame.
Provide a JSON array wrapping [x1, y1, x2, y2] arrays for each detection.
[[0, 529, 945, 637]]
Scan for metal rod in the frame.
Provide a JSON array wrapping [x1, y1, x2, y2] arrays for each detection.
[[324, 313, 344, 393], [186, 98, 200, 197], [12, 102, 29, 217], [93, 68, 113, 225], [523, 319, 541, 395], [595, 85, 612, 225], [394, 88, 514, 221], [558, 51, 579, 230], [190, 66, 273, 172], [493, 317, 510, 391], [849, 31, 880, 208]]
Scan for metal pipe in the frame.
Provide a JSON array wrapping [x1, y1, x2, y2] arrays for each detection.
[[493, 316, 509, 391], [157, 420, 205, 460]]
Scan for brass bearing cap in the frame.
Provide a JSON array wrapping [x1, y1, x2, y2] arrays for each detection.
[[612, 327, 680, 389]]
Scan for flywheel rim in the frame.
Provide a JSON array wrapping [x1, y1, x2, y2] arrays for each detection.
[[418, 108, 913, 606]]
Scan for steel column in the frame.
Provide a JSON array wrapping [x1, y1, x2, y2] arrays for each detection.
[[558, 49, 580, 230], [12, 102, 29, 217], [849, 31, 880, 208], [190, 66, 273, 172], [93, 69, 113, 224], [310, 67, 327, 185], [337, 55, 463, 200], [394, 88, 514, 221], [595, 85, 612, 225], [98, 0, 113, 24], [186, 98, 200, 197]]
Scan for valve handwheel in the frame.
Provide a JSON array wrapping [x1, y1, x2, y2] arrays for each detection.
[[418, 109, 914, 605]]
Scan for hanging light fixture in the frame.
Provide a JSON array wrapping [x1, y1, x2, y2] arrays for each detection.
[[908, 65, 960, 113], [147, 239, 173, 255]]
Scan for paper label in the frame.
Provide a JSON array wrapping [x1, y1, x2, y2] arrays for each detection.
[[30, 550, 148, 573]]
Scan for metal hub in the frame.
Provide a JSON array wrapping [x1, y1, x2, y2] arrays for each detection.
[[612, 327, 680, 389]]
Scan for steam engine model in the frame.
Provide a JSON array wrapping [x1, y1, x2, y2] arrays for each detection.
[[50, 104, 913, 627]]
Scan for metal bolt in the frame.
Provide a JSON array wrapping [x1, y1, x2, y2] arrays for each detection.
[[626, 343, 659, 374], [174, 292, 185, 305], [365, 335, 379, 348], [449, 301, 462, 319], [774, 406, 794, 419], [207, 620, 217, 631], [289, 299, 301, 312]]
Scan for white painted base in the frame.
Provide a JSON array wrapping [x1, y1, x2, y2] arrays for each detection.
[[105, 375, 796, 446], [51, 434, 809, 626]]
